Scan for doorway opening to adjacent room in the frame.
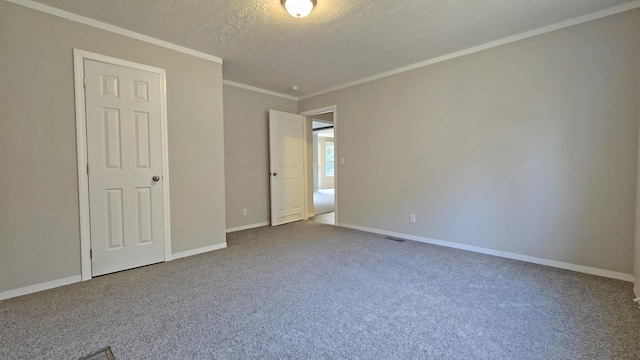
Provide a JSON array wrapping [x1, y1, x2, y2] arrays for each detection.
[[301, 106, 337, 226], [313, 121, 334, 223]]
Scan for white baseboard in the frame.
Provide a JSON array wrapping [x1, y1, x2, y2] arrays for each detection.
[[171, 242, 227, 260], [1, 242, 229, 300], [2, 227, 633, 300], [0, 275, 82, 301], [226, 221, 270, 233], [340, 223, 635, 282]]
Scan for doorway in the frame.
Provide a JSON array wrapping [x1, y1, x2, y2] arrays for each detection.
[[313, 121, 334, 224], [301, 106, 338, 226]]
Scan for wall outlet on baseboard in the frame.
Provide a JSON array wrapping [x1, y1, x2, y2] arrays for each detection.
[[243, 208, 247, 216], [410, 214, 416, 223]]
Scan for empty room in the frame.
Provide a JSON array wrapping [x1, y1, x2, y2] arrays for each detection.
[[2, 0, 640, 358]]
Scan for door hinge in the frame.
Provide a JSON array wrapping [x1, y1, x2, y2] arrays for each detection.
[[86, 164, 89, 175], [89, 249, 92, 259], [83, 77, 87, 88]]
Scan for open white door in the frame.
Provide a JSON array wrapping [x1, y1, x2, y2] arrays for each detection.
[[269, 110, 305, 226]]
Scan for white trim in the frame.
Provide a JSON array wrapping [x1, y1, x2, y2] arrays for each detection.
[[301, 106, 338, 225], [340, 223, 635, 282], [11, 0, 638, 101], [6, 0, 223, 64], [303, 116, 308, 220], [635, 73, 640, 301], [0, 276, 81, 301], [159, 66, 173, 262], [226, 221, 271, 233], [172, 243, 227, 260], [300, 106, 337, 117], [73, 49, 172, 280], [223, 80, 298, 101], [73, 50, 91, 281], [298, 0, 640, 100]]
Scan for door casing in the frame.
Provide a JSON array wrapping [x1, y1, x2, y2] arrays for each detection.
[[73, 49, 172, 281]]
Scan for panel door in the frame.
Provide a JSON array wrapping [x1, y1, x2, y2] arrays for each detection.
[[269, 110, 305, 226], [85, 59, 165, 276]]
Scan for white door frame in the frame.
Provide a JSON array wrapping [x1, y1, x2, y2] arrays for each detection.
[[300, 105, 338, 225], [73, 49, 172, 281]]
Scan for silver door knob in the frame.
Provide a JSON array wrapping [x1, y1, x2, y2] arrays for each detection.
[[152, 175, 160, 182], [272, 172, 278, 176]]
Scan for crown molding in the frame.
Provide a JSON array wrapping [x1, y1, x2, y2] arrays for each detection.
[[8, 0, 639, 100], [223, 80, 299, 101], [299, 0, 640, 100], [6, 0, 223, 64]]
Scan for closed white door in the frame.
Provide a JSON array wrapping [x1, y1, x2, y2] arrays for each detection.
[[269, 110, 305, 226], [85, 59, 166, 276]]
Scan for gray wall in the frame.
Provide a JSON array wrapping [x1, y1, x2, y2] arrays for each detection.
[[223, 85, 297, 229], [0, 2, 226, 292], [300, 10, 640, 275]]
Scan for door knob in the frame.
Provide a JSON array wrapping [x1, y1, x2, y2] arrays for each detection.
[[152, 175, 160, 182], [272, 172, 278, 176]]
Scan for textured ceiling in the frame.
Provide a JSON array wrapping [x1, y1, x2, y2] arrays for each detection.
[[32, 0, 635, 97]]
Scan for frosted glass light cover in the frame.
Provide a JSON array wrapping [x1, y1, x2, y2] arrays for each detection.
[[283, 0, 315, 18]]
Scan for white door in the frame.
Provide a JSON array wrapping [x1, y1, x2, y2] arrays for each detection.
[[269, 110, 305, 226], [84, 59, 166, 276]]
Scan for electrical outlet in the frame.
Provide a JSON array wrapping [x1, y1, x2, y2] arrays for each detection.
[[242, 208, 247, 216], [410, 214, 416, 223]]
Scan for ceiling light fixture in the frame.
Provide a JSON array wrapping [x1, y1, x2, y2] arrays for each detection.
[[281, 0, 316, 19]]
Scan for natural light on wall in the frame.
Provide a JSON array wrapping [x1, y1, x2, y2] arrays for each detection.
[[281, 0, 316, 18]]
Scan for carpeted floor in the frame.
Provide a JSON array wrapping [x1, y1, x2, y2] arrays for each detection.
[[313, 188, 334, 215], [1, 221, 639, 359]]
